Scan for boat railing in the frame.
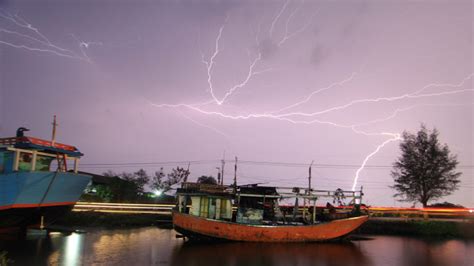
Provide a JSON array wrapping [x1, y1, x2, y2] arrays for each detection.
[[0, 136, 78, 152], [0, 137, 19, 146]]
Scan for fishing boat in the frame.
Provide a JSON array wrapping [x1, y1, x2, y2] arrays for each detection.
[[173, 182, 369, 242], [0, 119, 91, 232]]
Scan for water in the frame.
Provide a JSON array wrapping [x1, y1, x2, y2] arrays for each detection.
[[1, 227, 473, 266]]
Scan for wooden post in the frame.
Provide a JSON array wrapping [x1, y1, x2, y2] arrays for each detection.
[[312, 198, 317, 224], [74, 158, 79, 173], [13, 150, 20, 171], [31, 151, 37, 171]]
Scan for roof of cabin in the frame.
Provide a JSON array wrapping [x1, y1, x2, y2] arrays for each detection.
[[239, 185, 279, 196], [0, 136, 83, 157]]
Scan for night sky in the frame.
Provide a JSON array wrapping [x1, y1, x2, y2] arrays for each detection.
[[1, 0, 472, 206]]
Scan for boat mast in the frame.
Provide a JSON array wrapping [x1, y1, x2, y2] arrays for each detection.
[[233, 156, 238, 192], [308, 160, 314, 192], [221, 151, 225, 185], [51, 115, 58, 146]]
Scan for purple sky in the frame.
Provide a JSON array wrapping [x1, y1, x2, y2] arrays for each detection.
[[1, 0, 472, 207]]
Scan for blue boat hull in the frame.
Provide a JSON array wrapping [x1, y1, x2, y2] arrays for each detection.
[[0, 171, 90, 229]]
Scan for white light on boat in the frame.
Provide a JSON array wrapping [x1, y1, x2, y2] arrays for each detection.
[[470, 209, 473, 213]]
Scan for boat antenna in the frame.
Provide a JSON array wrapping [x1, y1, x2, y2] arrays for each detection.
[[308, 160, 314, 193], [51, 115, 58, 146]]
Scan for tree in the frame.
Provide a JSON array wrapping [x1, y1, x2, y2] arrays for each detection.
[[197, 175, 217, 184], [133, 169, 150, 194], [391, 125, 461, 207], [151, 166, 190, 193]]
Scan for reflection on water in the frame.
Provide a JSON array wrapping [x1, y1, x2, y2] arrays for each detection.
[[0, 227, 473, 266], [171, 241, 370, 266]]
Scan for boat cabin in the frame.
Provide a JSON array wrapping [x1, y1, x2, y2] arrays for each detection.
[[236, 185, 280, 225], [0, 136, 83, 174], [176, 182, 234, 221], [176, 183, 283, 225]]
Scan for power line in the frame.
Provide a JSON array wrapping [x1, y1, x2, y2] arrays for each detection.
[[80, 159, 474, 169]]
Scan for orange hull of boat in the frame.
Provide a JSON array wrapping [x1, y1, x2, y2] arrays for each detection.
[[173, 211, 368, 242]]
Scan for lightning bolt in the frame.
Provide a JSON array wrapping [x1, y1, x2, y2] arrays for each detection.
[[200, 16, 271, 106], [277, 1, 315, 47], [177, 111, 230, 140], [351, 135, 402, 191], [269, 0, 291, 38], [275, 73, 473, 118], [272, 71, 358, 114], [0, 10, 98, 62], [152, 72, 473, 191]]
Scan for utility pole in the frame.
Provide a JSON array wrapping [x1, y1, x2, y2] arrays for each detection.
[[51, 115, 58, 146]]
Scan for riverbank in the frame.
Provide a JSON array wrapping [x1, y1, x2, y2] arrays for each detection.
[[358, 218, 474, 239]]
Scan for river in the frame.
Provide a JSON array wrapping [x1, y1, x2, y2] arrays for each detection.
[[0, 227, 473, 266]]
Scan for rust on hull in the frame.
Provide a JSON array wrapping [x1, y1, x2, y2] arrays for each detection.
[[173, 211, 368, 242]]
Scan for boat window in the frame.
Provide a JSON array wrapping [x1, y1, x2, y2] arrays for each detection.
[[220, 199, 232, 220], [18, 152, 33, 171], [49, 156, 74, 172], [200, 197, 209, 218], [36, 155, 54, 171]]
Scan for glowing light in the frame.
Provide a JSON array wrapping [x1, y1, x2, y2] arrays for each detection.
[[64, 233, 83, 266], [154, 190, 163, 196]]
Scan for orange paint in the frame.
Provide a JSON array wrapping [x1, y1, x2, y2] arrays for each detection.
[[173, 211, 368, 242]]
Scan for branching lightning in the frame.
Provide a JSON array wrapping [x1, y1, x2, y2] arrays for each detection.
[[200, 16, 270, 105], [277, 1, 315, 47], [0, 10, 98, 62], [269, 0, 291, 38], [151, 1, 474, 191]]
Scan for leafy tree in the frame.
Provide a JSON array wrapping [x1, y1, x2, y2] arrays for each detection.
[[197, 175, 217, 184], [95, 184, 113, 202], [151, 166, 190, 192], [167, 166, 190, 185], [391, 125, 461, 207], [133, 169, 150, 194]]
